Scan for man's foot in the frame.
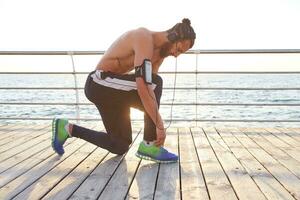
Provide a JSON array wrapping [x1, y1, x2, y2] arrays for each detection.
[[52, 118, 70, 155], [135, 142, 178, 163]]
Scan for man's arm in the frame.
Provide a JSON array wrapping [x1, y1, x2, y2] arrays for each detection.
[[152, 58, 164, 74], [133, 29, 165, 146]]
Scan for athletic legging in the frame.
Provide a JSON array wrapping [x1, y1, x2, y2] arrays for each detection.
[[72, 70, 163, 155]]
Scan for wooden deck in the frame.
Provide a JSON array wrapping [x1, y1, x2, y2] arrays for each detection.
[[0, 123, 300, 200]]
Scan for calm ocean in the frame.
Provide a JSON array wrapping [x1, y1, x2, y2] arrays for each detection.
[[0, 73, 300, 127]]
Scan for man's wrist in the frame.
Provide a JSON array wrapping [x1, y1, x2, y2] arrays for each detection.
[[156, 123, 164, 130]]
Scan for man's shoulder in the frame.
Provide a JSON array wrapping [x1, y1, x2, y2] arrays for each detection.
[[121, 28, 153, 52], [135, 27, 151, 33], [130, 27, 152, 39]]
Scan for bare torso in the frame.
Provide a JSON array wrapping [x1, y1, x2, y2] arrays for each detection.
[[96, 28, 164, 74]]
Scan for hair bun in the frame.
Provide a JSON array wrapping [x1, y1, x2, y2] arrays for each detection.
[[182, 18, 191, 25]]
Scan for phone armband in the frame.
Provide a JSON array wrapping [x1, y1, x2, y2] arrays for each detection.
[[135, 59, 152, 84]]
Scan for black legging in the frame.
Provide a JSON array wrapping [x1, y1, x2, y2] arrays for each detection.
[[72, 70, 163, 155]]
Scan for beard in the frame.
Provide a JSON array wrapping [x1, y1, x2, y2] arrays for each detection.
[[159, 42, 173, 58]]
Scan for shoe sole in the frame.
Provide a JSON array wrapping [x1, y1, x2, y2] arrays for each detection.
[[51, 118, 63, 155], [135, 152, 177, 164], [51, 118, 57, 150]]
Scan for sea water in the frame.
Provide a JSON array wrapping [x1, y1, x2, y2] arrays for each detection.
[[0, 73, 299, 127]]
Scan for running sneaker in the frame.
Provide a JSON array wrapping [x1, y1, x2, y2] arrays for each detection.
[[52, 118, 70, 155], [135, 142, 178, 163]]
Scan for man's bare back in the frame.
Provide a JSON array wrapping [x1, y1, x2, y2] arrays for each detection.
[[96, 28, 165, 74]]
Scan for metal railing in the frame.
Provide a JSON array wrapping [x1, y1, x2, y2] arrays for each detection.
[[1, 49, 300, 123]]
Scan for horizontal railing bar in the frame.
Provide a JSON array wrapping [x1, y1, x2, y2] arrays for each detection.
[[188, 49, 300, 54], [0, 117, 299, 122], [0, 87, 82, 90], [1, 71, 300, 74], [0, 87, 299, 91], [1, 102, 300, 106], [0, 51, 105, 55], [1, 49, 300, 55], [0, 72, 88, 74]]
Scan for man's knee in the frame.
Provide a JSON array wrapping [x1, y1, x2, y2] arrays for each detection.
[[109, 141, 130, 155], [153, 74, 163, 88], [153, 74, 163, 100]]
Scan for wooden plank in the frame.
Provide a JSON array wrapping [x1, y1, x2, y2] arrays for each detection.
[[179, 127, 209, 200], [278, 148, 300, 164], [154, 128, 181, 200], [13, 143, 98, 200], [21, 124, 50, 131], [69, 153, 124, 200], [0, 124, 20, 133], [98, 133, 143, 199], [41, 148, 109, 200], [126, 160, 159, 200], [0, 124, 49, 140], [127, 128, 193, 199], [69, 132, 140, 200], [125, 131, 160, 200], [0, 138, 51, 173], [290, 128, 300, 132], [1, 124, 101, 199], [0, 138, 86, 200], [239, 128, 300, 179], [0, 131, 50, 163], [0, 137, 77, 188], [0, 124, 44, 145], [0, 126, 50, 153], [0, 124, 55, 171], [191, 127, 238, 200], [264, 128, 300, 147], [276, 128, 300, 143], [0, 124, 24, 136], [231, 127, 300, 199], [255, 128, 300, 163], [285, 128, 300, 133], [217, 127, 295, 200], [0, 124, 50, 143], [253, 128, 293, 148], [204, 127, 267, 200]]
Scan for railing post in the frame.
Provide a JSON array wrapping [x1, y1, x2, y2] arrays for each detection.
[[69, 52, 80, 124], [195, 54, 198, 127]]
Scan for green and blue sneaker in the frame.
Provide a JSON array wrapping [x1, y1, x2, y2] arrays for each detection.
[[52, 118, 70, 155], [135, 142, 178, 163]]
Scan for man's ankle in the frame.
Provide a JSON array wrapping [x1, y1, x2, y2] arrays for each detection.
[[68, 123, 73, 137]]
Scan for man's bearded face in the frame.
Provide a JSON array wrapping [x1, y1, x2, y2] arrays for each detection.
[[160, 42, 173, 58]]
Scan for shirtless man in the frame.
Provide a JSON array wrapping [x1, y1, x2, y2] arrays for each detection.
[[52, 18, 196, 163]]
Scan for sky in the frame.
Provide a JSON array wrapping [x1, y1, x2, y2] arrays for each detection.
[[0, 0, 300, 71]]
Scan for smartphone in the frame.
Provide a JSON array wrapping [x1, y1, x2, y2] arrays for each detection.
[[144, 60, 152, 84]]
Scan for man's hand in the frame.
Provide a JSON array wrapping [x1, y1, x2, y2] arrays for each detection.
[[155, 127, 166, 147]]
